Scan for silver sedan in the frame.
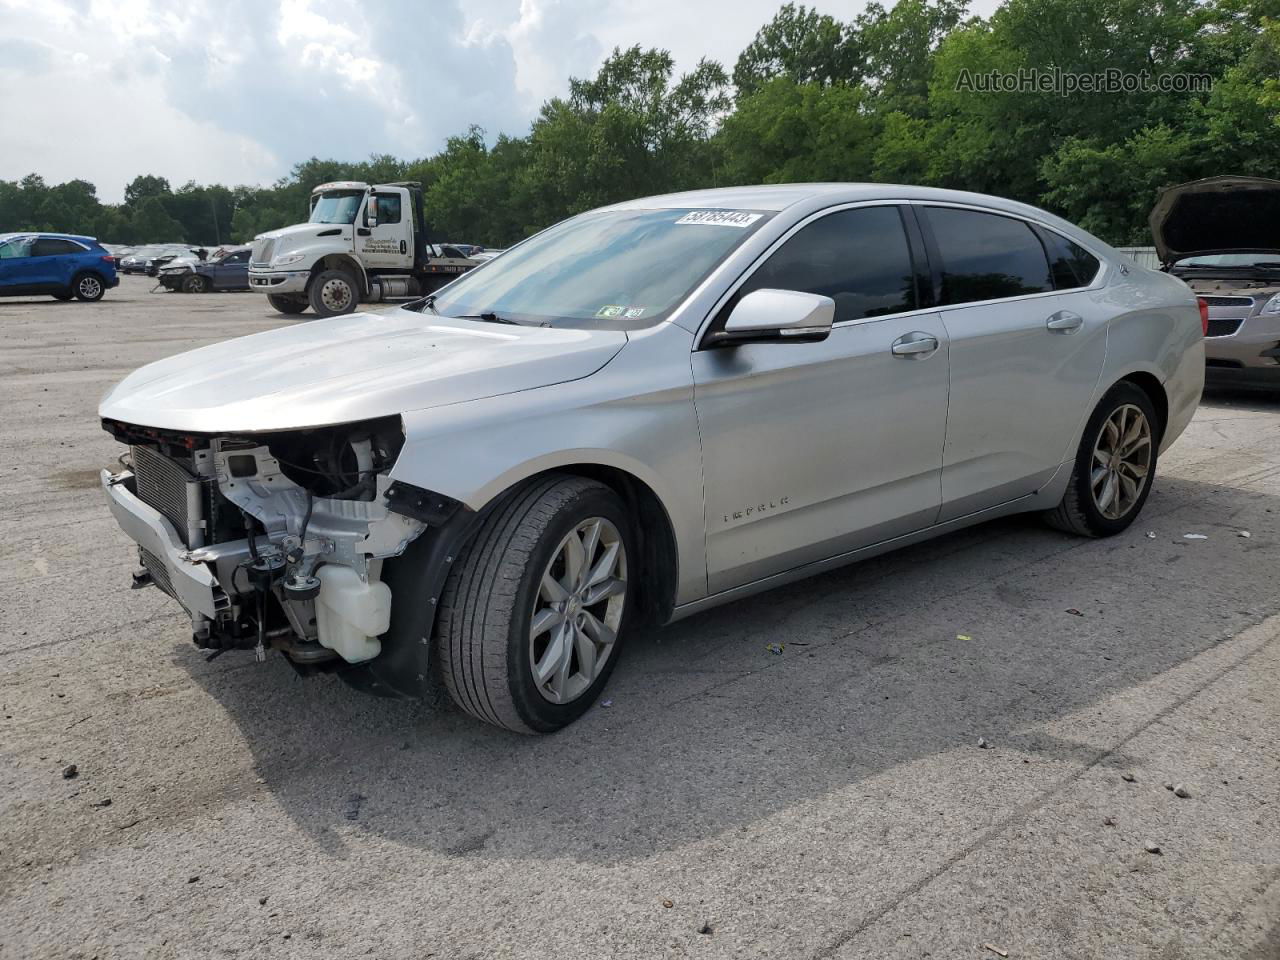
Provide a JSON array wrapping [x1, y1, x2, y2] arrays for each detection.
[[99, 184, 1205, 732]]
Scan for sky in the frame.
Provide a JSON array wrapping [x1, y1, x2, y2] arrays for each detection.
[[0, 0, 998, 203]]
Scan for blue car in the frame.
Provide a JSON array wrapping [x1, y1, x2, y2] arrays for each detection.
[[0, 233, 119, 301]]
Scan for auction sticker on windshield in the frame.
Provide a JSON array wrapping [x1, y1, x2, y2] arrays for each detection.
[[674, 210, 763, 228]]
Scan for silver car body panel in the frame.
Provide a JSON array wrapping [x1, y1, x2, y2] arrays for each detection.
[[101, 183, 1204, 622]]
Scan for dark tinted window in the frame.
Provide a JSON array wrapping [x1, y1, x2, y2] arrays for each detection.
[[374, 194, 401, 224], [1039, 229, 1100, 288], [31, 237, 82, 257], [925, 207, 1052, 304], [223, 251, 249, 264], [729, 206, 917, 325]]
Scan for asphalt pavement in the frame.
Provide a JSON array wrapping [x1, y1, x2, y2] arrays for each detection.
[[2, 275, 1278, 959]]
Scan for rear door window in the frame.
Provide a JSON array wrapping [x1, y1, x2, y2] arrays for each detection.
[[31, 238, 82, 257], [924, 207, 1053, 305], [721, 206, 919, 327]]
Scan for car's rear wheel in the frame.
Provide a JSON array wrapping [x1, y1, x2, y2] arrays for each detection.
[[1045, 382, 1158, 537], [308, 269, 359, 317], [436, 475, 632, 733], [267, 294, 308, 315], [181, 273, 209, 294], [73, 273, 105, 301]]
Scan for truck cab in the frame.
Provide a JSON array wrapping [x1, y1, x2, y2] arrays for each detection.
[[248, 181, 481, 317]]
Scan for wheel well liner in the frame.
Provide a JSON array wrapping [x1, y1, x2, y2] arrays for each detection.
[[542, 464, 680, 625], [1117, 371, 1168, 441]]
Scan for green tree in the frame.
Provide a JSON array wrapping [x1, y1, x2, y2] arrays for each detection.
[[733, 4, 858, 98]]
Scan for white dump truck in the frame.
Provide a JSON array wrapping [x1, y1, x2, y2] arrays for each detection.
[[247, 181, 482, 317]]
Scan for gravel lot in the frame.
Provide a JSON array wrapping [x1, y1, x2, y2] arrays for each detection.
[[2, 275, 1279, 959]]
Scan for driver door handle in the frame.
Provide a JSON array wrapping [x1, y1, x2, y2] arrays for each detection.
[[1046, 310, 1084, 333], [891, 332, 940, 357]]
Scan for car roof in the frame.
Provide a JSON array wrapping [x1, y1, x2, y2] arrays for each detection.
[[600, 182, 1105, 250], [0, 231, 97, 243]]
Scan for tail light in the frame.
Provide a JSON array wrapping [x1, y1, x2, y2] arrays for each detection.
[[101, 255, 115, 265], [1197, 297, 1209, 336]]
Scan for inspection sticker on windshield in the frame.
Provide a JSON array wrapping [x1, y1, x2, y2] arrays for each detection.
[[595, 305, 626, 318], [674, 210, 763, 228]]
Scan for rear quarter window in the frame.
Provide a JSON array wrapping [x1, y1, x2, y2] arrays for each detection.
[[1038, 229, 1101, 289]]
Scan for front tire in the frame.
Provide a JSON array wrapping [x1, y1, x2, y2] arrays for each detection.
[[181, 273, 209, 294], [267, 294, 308, 315], [436, 476, 633, 733], [73, 272, 105, 301], [1045, 382, 1158, 537], [308, 269, 359, 317]]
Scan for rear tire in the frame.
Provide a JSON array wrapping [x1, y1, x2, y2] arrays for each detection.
[[181, 273, 209, 294], [436, 475, 633, 733], [267, 294, 307, 315], [308, 269, 359, 317], [72, 272, 105, 301], [1045, 382, 1158, 537]]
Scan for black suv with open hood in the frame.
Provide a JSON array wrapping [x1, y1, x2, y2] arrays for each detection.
[[1151, 175, 1280, 380]]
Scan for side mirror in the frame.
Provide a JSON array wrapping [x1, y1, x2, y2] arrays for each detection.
[[712, 288, 835, 346], [366, 211, 378, 228]]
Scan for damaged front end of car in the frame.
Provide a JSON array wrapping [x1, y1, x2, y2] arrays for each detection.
[[100, 415, 455, 672]]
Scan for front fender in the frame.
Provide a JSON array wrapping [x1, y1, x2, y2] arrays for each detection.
[[390, 326, 708, 603]]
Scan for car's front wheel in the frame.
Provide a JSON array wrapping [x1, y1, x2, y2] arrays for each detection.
[[436, 475, 633, 733], [73, 272, 105, 301], [181, 273, 209, 294], [1045, 381, 1158, 537]]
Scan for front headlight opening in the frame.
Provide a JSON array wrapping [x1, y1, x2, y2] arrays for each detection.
[[1261, 293, 1280, 315], [272, 254, 305, 267]]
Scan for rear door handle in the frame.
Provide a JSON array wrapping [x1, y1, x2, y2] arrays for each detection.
[[1046, 310, 1084, 333], [891, 332, 939, 357]]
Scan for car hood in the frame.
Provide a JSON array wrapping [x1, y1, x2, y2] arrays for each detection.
[[99, 308, 628, 433], [256, 221, 353, 252], [1149, 175, 1280, 264]]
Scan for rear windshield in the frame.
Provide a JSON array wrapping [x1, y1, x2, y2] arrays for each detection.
[[427, 207, 773, 328]]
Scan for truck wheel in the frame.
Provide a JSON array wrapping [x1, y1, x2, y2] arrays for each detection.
[[1044, 382, 1159, 537], [181, 274, 209, 294], [436, 475, 633, 733], [73, 272, 105, 301], [267, 294, 307, 315], [309, 269, 359, 317]]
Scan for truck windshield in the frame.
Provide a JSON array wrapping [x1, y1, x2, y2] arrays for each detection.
[[427, 207, 773, 327], [310, 191, 364, 225]]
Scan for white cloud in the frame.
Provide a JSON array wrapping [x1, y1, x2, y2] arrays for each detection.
[[0, 0, 1005, 201]]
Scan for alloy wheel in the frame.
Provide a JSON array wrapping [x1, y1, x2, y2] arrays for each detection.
[[1090, 403, 1152, 520], [78, 276, 101, 299], [528, 517, 627, 704]]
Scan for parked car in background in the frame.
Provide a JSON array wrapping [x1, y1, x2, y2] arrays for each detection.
[[0, 232, 118, 301], [146, 246, 202, 277], [1151, 175, 1280, 383], [118, 246, 161, 274], [99, 184, 1203, 733], [157, 246, 251, 293]]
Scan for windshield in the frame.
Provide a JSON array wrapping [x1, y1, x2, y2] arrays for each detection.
[[428, 207, 773, 327], [310, 190, 364, 225], [1174, 253, 1280, 268]]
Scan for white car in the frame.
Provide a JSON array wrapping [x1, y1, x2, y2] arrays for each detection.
[[99, 184, 1204, 732]]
